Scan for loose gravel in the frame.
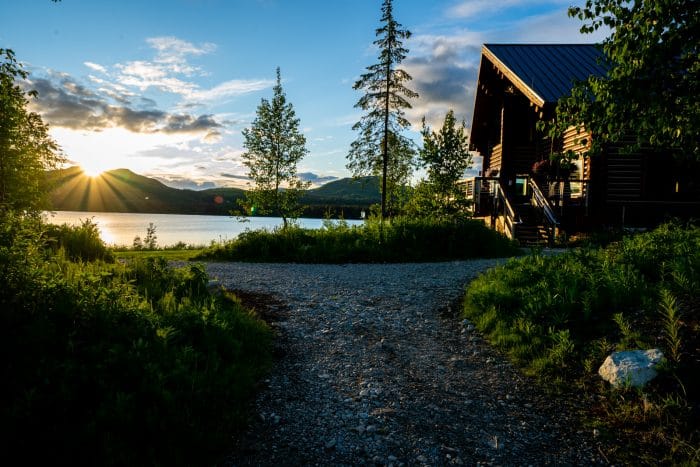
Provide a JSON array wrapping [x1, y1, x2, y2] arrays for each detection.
[[204, 260, 608, 466]]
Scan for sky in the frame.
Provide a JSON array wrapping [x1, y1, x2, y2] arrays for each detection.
[[1, 0, 609, 189]]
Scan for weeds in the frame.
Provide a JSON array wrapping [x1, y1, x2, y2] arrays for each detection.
[[198, 215, 519, 263], [463, 222, 700, 463], [659, 288, 683, 364], [0, 212, 271, 465]]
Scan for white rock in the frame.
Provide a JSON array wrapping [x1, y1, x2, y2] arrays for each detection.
[[598, 349, 664, 388]]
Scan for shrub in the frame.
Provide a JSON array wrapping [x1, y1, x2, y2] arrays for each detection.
[[463, 222, 700, 463], [0, 212, 271, 465], [43, 217, 114, 262], [198, 216, 519, 263]]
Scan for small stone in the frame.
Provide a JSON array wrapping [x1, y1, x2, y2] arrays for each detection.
[[388, 455, 398, 462], [325, 438, 337, 449]]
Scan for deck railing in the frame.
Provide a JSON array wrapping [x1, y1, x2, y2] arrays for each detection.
[[528, 178, 560, 245], [495, 180, 517, 240]]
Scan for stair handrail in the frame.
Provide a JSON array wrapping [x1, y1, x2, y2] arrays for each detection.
[[496, 180, 518, 240], [528, 178, 559, 228]]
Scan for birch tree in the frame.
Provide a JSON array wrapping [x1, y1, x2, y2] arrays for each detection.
[[241, 68, 309, 227]]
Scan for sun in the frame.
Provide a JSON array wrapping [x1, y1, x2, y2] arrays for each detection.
[[81, 166, 105, 178], [80, 158, 115, 178]]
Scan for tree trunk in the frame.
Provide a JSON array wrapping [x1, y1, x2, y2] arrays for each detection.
[[381, 43, 392, 222]]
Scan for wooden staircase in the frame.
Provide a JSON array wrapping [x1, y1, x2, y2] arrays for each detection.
[[514, 204, 551, 246]]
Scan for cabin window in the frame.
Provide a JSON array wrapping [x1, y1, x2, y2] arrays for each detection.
[[514, 177, 528, 196], [569, 157, 584, 198]]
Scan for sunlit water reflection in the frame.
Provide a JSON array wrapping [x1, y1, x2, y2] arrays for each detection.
[[44, 211, 363, 247]]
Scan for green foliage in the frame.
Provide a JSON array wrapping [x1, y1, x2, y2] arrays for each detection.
[[464, 248, 650, 373], [198, 216, 519, 263], [659, 289, 683, 364], [410, 110, 473, 218], [241, 67, 309, 227], [463, 222, 700, 463], [0, 212, 271, 465], [0, 48, 64, 212], [347, 0, 418, 220], [43, 217, 114, 262], [552, 1, 700, 161], [132, 222, 158, 250]]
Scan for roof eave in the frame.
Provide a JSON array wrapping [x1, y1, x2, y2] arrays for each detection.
[[482, 44, 547, 108]]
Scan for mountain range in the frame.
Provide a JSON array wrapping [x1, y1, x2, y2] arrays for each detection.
[[48, 167, 380, 218]]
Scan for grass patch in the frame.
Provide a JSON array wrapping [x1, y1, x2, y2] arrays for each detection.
[[197, 216, 519, 263], [0, 212, 271, 465], [114, 248, 205, 261], [463, 222, 700, 463]]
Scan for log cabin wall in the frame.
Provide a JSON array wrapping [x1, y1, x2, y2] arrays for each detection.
[[469, 44, 699, 230]]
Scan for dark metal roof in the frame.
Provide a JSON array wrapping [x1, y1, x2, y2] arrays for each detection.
[[483, 44, 608, 105]]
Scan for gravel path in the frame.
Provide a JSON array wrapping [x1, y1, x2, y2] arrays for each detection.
[[205, 260, 607, 466]]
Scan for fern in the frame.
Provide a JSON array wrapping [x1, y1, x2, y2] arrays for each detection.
[[659, 288, 683, 363]]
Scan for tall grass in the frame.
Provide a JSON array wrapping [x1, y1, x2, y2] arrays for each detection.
[[463, 222, 700, 463], [0, 212, 271, 465], [198, 216, 520, 263], [43, 217, 114, 262]]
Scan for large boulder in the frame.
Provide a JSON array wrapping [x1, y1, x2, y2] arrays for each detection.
[[598, 349, 665, 388]]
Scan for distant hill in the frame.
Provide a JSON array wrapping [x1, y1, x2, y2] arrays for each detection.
[[302, 176, 380, 204], [48, 168, 379, 218], [49, 167, 246, 215]]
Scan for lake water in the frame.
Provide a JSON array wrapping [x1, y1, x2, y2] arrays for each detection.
[[44, 211, 364, 247]]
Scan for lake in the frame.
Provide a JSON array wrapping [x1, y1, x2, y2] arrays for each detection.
[[44, 211, 364, 247]]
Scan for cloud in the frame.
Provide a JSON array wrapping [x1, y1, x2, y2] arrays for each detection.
[[403, 33, 482, 129], [511, 10, 611, 43], [106, 36, 272, 101], [298, 172, 338, 185], [447, 0, 570, 19], [202, 130, 223, 143], [84, 61, 107, 74], [28, 75, 223, 136], [147, 36, 216, 76], [220, 173, 251, 181], [186, 78, 274, 102], [155, 176, 218, 191]]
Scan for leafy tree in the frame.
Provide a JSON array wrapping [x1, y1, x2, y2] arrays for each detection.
[[347, 0, 418, 220], [241, 67, 309, 228], [412, 110, 472, 217], [550, 0, 700, 161], [0, 48, 63, 212]]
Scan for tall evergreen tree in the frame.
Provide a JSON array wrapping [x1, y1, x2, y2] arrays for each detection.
[[347, 0, 418, 220], [241, 67, 309, 228], [0, 48, 63, 213]]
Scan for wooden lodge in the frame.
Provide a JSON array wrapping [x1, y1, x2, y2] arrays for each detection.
[[465, 44, 700, 245]]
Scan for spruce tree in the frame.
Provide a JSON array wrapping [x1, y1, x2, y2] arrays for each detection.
[[241, 67, 309, 228], [347, 0, 418, 220]]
